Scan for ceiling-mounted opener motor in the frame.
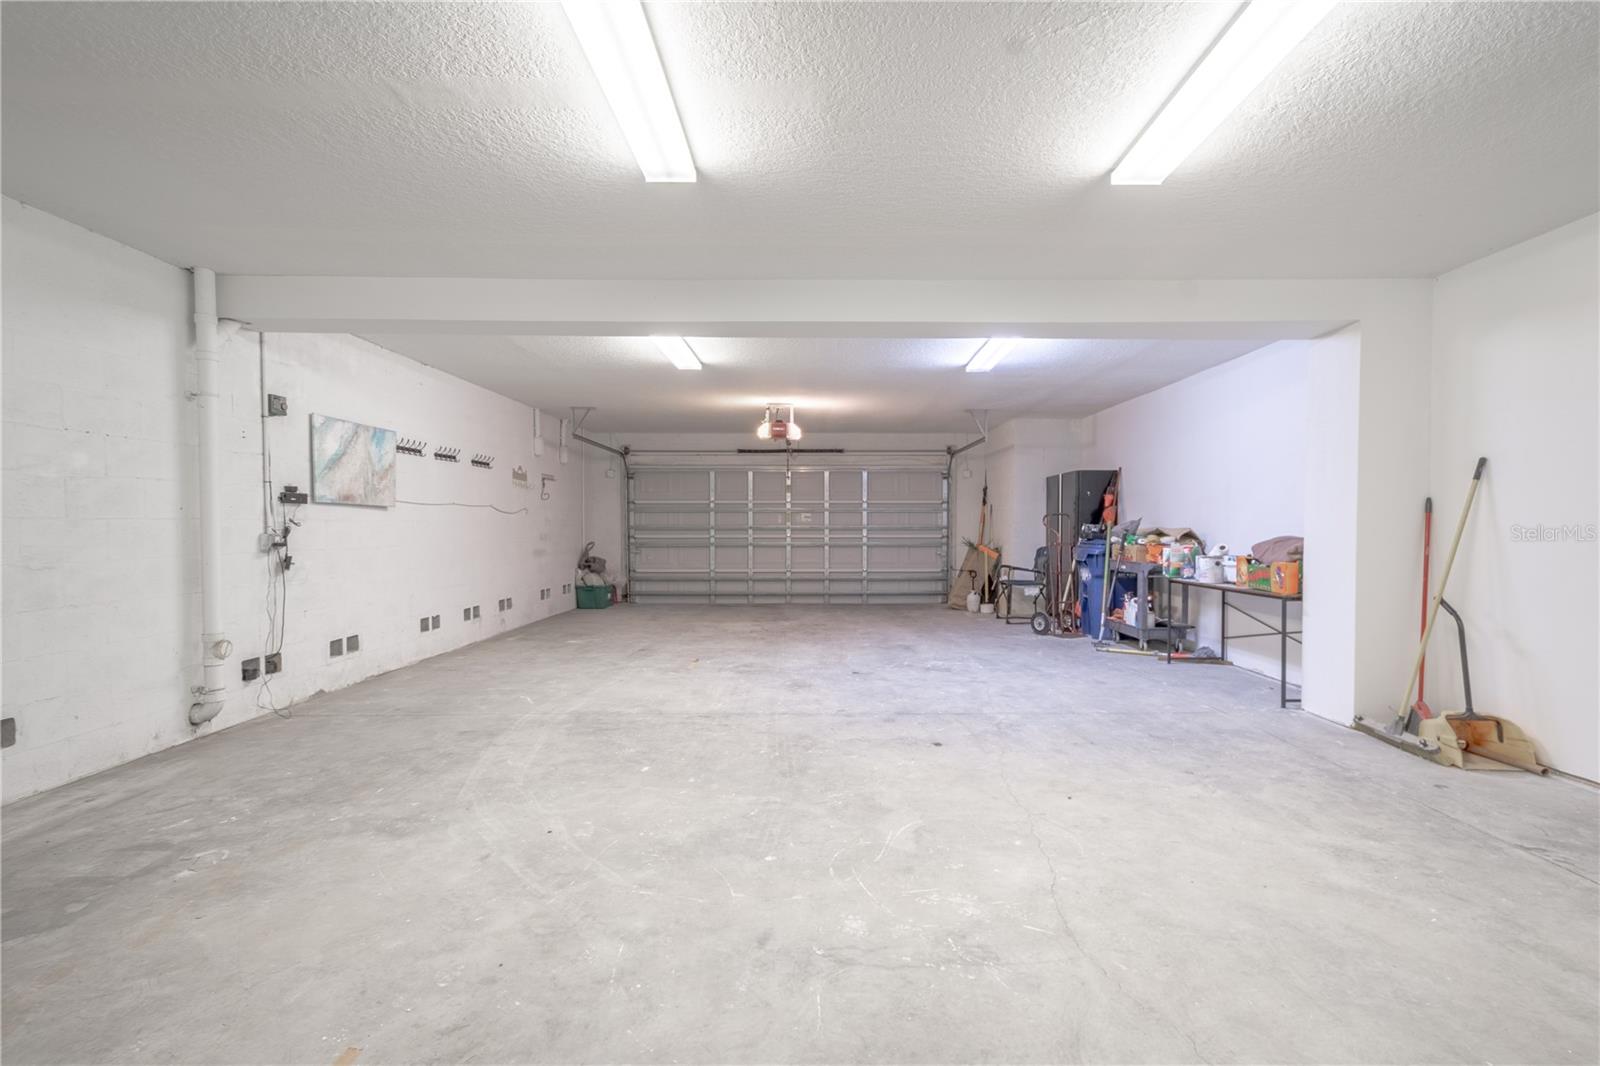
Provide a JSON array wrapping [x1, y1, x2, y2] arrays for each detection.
[[755, 403, 802, 443]]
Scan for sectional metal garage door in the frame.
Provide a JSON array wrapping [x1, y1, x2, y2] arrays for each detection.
[[627, 459, 949, 604]]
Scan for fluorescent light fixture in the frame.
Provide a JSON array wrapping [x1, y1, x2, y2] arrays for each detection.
[[561, 0, 696, 182], [651, 336, 702, 370], [1110, 0, 1336, 186], [965, 338, 1018, 373]]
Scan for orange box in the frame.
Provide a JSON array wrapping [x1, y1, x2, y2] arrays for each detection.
[[1270, 561, 1301, 596]]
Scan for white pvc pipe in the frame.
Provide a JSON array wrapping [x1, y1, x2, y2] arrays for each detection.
[[190, 267, 231, 726]]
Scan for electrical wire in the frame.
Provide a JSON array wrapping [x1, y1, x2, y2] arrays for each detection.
[[396, 499, 529, 515], [255, 331, 296, 719]]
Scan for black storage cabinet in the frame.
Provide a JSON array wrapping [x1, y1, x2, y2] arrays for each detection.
[[1044, 469, 1116, 543]]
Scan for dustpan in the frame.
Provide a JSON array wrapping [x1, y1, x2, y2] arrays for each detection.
[[1417, 714, 1544, 773], [1412, 599, 1545, 774]]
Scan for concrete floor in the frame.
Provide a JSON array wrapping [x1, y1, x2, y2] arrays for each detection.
[[3, 606, 1596, 1065]]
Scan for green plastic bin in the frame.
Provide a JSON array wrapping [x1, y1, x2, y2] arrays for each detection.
[[576, 585, 612, 609]]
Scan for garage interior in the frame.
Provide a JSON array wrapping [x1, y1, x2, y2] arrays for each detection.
[[2, 3, 1597, 1064]]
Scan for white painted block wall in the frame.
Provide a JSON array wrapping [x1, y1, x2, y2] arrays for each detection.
[[1427, 214, 1598, 781], [1081, 341, 1308, 686], [228, 332, 583, 715], [2, 199, 586, 802], [978, 417, 1091, 571], [3, 200, 198, 800]]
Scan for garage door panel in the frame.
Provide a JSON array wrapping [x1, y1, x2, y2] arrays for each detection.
[[635, 511, 710, 532], [829, 473, 864, 500], [791, 545, 824, 570], [830, 545, 865, 570], [753, 472, 786, 500], [791, 471, 825, 502], [712, 545, 750, 569], [634, 470, 710, 502], [637, 545, 708, 569], [630, 463, 946, 604]]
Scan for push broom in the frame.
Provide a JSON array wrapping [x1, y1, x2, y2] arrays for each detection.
[[1353, 457, 1484, 758]]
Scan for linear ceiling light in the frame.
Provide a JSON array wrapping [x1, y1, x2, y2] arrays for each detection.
[[651, 336, 702, 370], [1110, 0, 1336, 186], [561, 0, 696, 182], [964, 338, 1018, 373]]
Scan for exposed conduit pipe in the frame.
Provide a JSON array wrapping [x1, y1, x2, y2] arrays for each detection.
[[573, 432, 626, 458], [190, 267, 242, 727]]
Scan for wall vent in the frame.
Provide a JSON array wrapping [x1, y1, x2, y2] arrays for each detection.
[[329, 638, 344, 658]]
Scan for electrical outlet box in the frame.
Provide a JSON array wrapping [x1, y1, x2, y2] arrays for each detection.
[[266, 394, 288, 417], [265, 652, 283, 674], [241, 657, 261, 682], [256, 532, 276, 553]]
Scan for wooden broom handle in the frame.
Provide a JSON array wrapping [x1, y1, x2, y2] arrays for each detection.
[[1394, 457, 1486, 726]]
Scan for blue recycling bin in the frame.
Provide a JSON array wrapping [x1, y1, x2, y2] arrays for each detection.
[[1074, 540, 1136, 641]]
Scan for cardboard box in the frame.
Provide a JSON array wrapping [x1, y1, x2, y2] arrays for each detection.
[[1236, 558, 1273, 590], [1270, 561, 1301, 596]]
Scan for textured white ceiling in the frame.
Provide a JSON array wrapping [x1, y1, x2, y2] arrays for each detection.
[[360, 334, 1271, 432], [3, 1, 1595, 280]]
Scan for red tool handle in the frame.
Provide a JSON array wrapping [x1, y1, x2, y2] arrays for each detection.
[[1418, 496, 1432, 708]]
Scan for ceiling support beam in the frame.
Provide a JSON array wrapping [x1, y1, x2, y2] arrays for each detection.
[[213, 274, 1399, 338]]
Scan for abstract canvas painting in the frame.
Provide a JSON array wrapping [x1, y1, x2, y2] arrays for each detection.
[[310, 413, 396, 507]]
